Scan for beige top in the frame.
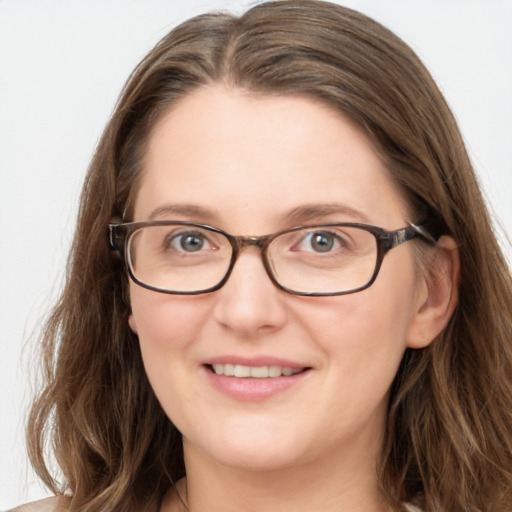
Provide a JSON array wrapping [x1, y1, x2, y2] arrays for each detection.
[[7, 496, 423, 511], [5, 497, 61, 512]]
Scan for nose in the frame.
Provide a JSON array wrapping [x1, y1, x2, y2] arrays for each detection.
[[212, 247, 288, 338]]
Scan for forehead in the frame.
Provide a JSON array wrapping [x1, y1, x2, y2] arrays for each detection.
[[134, 86, 409, 231]]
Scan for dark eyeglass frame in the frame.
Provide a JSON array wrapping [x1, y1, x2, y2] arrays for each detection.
[[108, 221, 437, 297]]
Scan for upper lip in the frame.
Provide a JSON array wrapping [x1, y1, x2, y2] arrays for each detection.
[[204, 355, 309, 370]]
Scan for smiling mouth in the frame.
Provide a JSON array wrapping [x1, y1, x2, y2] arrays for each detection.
[[207, 363, 308, 378]]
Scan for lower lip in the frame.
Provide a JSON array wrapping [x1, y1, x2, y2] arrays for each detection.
[[203, 366, 311, 400]]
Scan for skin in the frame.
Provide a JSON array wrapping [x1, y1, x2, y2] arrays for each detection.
[[128, 86, 459, 512]]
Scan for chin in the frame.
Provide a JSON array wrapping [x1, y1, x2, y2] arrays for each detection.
[[184, 418, 314, 472], [207, 444, 305, 473]]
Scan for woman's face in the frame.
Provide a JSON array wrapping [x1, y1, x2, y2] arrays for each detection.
[[128, 86, 428, 474]]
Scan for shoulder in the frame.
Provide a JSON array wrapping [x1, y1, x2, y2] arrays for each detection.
[[6, 496, 65, 512]]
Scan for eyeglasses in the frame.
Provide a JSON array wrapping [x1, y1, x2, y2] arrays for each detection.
[[108, 221, 436, 296]]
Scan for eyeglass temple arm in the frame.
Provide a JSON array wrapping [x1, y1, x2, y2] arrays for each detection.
[[108, 224, 122, 253], [389, 224, 437, 249], [410, 223, 438, 244]]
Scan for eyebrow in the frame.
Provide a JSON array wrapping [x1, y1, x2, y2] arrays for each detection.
[[281, 203, 370, 224], [148, 203, 219, 222]]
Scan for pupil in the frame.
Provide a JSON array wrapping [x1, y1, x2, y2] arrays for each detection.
[[180, 234, 203, 252], [312, 232, 333, 252]]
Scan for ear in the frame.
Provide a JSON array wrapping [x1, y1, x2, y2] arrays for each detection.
[[406, 236, 460, 349], [128, 313, 138, 334]]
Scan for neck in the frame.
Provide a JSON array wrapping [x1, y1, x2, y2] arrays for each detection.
[[172, 432, 389, 512]]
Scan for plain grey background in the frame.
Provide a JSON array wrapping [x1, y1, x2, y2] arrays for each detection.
[[1, 0, 511, 508]]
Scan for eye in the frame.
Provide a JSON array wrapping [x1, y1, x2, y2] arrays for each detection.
[[298, 230, 343, 253], [168, 230, 211, 253]]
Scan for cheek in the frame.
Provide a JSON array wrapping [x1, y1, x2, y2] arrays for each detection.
[[128, 288, 219, 431], [128, 287, 210, 378], [301, 287, 412, 349], [298, 263, 419, 383]]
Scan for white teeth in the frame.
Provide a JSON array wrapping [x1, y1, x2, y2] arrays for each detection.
[[211, 364, 303, 378], [250, 366, 269, 378], [234, 365, 251, 377], [269, 365, 282, 377], [213, 364, 224, 375]]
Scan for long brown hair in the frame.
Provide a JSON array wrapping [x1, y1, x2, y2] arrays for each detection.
[[28, 1, 512, 510]]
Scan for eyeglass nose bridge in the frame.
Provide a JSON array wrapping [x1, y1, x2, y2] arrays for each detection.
[[221, 233, 278, 286], [230, 234, 274, 252]]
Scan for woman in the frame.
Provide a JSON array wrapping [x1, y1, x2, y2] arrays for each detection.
[[13, 1, 512, 511]]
